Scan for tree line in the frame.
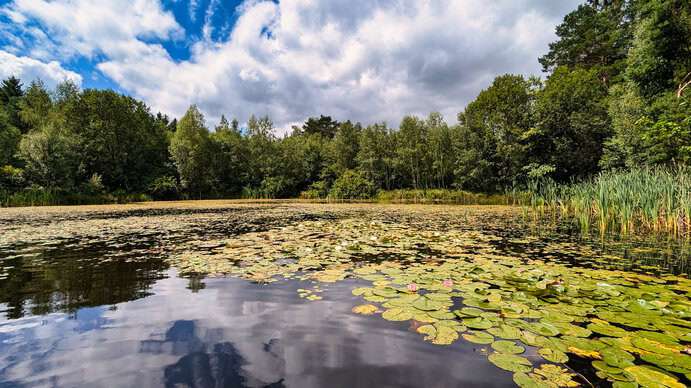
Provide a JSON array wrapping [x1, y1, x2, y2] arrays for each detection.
[[0, 0, 689, 203]]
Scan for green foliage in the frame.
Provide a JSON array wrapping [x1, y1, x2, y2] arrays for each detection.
[[302, 115, 339, 138], [147, 176, 179, 200], [328, 170, 377, 200], [454, 74, 535, 191], [18, 124, 80, 190], [539, 1, 633, 83], [18, 80, 52, 129], [169, 105, 212, 196], [65, 89, 171, 192], [532, 66, 611, 181], [527, 167, 691, 237], [0, 109, 20, 166], [626, 0, 691, 99]]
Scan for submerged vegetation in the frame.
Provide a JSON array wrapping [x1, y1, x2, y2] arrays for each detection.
[[528, 167, 691, 238]]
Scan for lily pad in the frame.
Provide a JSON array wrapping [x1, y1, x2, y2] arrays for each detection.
[[488, 353, 532, 373], [462, 330, 494, 345], [352, 304, 378, 315], [381, 308, 414, 321], [492, 340, 525, 354]]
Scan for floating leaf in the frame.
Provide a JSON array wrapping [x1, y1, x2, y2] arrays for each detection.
[[351, 304, 378, 315], [492, 340, 525, 354], [624, 365, 685, 388], [538, 347, 569, 363], [488, 324, 522, 340], [488, 353, 532, 373], [462, 330, 494, 345], [588, 322, 630, 338], [381, 308, 413, 321]]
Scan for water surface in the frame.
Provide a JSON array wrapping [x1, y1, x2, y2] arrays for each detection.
[[0, 202, 689, 387]]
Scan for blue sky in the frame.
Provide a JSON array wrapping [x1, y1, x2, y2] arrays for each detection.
[[0, 0, 581, 130]]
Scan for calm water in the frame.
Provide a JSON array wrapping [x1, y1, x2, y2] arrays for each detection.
[[0, 203, 688, 387]]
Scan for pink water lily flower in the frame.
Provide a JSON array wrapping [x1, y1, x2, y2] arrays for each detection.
[[442, 279, 453, 288], [407, 283, 418, 292]]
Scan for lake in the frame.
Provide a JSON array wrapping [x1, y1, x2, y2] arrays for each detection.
[[0, 202, 689, 388]]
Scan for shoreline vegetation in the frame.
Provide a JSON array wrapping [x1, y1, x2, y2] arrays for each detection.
[[1, 1, 690, 241]]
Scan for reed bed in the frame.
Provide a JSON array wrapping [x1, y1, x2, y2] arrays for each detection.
[[527, 167, 691, 238]]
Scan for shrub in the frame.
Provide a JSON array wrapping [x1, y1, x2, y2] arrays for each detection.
[[148, 176, 179, 200], [328, 170, 377, 200]]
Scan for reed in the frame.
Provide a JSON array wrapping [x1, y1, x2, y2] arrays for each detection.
[[526, 167, 691, 238]]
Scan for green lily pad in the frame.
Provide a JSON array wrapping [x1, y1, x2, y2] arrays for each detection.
[[588, 322, 630, 337], [488, 324, 522, 340], [462, 330, 494, 344], [491, 340, 525, 354], [488, 353, 532, 373], [381, 308, 413, 321], [624, 365, 685, 388], [463, 317, 494, 329], [538, 347, 569, 363], [601, 346, 636, 368], [413, 297, 445, 311]]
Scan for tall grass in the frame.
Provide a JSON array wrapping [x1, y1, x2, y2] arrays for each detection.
[[527, 167, 691, 238], [0, 187, 151, 207], [376, 188, 525, 205]]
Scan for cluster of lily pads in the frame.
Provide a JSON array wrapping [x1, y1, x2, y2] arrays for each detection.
[[168, 214, 691, 388]]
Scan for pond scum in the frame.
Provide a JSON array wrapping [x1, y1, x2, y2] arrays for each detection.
[[166, 209, 691, 388]]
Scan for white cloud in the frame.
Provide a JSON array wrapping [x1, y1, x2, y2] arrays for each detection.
[[0, 50, 82, 88], [3, 0, 581, 131]]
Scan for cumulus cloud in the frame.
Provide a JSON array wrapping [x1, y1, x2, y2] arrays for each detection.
[[0, 50, 82, 88], [3, 0, 581, 130]]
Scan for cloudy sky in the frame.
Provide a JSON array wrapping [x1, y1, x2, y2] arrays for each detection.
[[0, 0, 581, 130]]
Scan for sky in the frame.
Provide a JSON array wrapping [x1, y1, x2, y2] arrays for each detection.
[[0, 0, 582, 131]]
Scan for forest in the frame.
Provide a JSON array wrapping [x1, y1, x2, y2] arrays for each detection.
[[0, 0, 689, 205]]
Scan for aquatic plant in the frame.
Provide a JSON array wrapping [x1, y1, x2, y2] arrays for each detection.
[[527, 167, 691, 238], [165, 211, 691, 387]]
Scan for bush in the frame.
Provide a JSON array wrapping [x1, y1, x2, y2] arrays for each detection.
[[0, 165, 24, 191], [328, 170, 377, 200], [148, 176, 179, 200], [300, 180, 329, 199]]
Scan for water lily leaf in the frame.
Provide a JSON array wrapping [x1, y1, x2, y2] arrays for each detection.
[[417, 324, 437, 341], [352, 287, 373, 296], [462, 330, 494, 345], [588, 322, 630, 337], [488, 353, 532, 373], [631, 337, 681, 355], [352, 304, 378, 315], [636, 331, 680, 346], [492, 340, 525, 354], [455, 307, 483, 317], [427, 310, 456, 320], [624, 365, 685, 388], [413, 297, 445, 311], [550, 321, 592, 338], [513, 372, 552, 388], [538, 347, 569, 363], [612, 382, 638, 388], [528, 322, 560, 337], [381, 308, 413, 321], [532, 364, 580, 387], [593, 360, 625, 375], [463, 317, 494, 329], [432, 324, 459, 345], [488, 324, 522, 340], [601, 347, 636, 368]]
